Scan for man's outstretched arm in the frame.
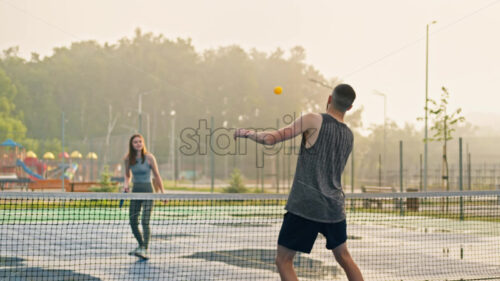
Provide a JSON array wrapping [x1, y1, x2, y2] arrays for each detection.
[[234, 113, 317, 145]]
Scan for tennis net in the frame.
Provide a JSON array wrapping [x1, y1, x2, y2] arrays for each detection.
[[1, 191, 499, 280]]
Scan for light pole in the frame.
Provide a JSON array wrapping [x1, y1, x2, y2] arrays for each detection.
[[424, 20, 437, 192], [373, 90, 387, 185]]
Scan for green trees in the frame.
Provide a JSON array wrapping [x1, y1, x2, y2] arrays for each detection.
[[0, 29, 331, 162], [0, 68, 27, 141]]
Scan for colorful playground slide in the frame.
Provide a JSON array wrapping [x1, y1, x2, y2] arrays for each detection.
[[16, 159, 44, 180]]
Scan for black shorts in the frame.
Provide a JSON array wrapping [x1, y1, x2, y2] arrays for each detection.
[[277, 212, 347, 254]]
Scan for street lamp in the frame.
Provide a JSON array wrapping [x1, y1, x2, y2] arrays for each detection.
[[424, 20, 437, 191], [373, 90, 387, 186]]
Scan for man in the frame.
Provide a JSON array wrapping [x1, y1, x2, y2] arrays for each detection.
[[234, 84, 364, 281]]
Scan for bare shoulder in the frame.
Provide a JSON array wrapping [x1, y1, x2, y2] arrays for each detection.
[[146, 153, 157, 162], [301, 112, 322, 128]]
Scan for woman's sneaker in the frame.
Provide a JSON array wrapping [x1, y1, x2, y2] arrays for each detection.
[[134, 247, 149, 260], [128, 246, 141, 256]]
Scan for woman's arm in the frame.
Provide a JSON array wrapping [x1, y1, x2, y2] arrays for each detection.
[[123, 158, 131, 192], [148, 154, 165, 194]]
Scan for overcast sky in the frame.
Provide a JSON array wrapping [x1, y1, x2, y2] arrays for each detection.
[[1, 0, 499, 130]]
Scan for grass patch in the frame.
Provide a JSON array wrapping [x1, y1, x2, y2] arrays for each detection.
[[163, 185, 269, 194], [164, 185, 225, 193]]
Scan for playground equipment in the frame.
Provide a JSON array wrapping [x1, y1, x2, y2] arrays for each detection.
[[0, 139, 44, 187], [1, 138, 103, 190], [16, 159, 43, 180], [0, 139, 23, 176], [43, 152, 55, 160], [23, 151, 46, 179]]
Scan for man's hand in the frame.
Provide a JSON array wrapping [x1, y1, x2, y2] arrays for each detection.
[[234, 128, 252, 140]]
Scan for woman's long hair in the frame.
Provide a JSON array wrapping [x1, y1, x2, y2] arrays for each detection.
[[128, 134, 147, 166]]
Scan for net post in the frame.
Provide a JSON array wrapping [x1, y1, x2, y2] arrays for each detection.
[[459, 137, 464, 221]]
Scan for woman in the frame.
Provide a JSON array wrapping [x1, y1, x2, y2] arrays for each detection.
[[124, 134, 165, 259]]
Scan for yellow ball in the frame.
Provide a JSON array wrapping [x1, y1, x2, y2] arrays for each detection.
[[274, 86, 283, 95]]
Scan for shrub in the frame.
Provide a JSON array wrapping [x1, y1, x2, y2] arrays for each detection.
[[223, 168, 247, 193], [90, 166, 119, 192]]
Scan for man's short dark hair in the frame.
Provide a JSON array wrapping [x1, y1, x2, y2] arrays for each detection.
[[332, 84, 356, 112]]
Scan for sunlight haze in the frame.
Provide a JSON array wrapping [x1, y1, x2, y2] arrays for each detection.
[[1, 0, 499, 130]]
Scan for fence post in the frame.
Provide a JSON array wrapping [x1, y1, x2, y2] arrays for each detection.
[[378, 154, 382, 187], [419, 154, 423, 191], [276, 118, 280, 193], [459, 137, 464, 221], [467, 150, 471, 191], [61, 111, 65, 192], [400, 140, 404, 216], [256, 164, 259, 190], [351, 144, 355, 211], [192, 154, 196, 187], [497, 183, 500, 205], [210, 116, 214, 193], [351, 144, 354, 194]]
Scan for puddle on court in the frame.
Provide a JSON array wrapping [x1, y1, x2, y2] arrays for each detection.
[[184, 248, 338, 279], [0, 256, 24, 266], [0, 256, 101, 280]]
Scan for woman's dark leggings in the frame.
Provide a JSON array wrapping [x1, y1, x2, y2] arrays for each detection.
[[129, 182, 154, 249]]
